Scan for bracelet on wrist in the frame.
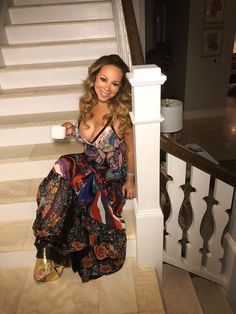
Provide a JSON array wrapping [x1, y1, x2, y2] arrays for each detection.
[[127, 172, 135, 176]]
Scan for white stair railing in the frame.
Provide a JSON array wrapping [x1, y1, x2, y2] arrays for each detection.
[[160, 136, 236, 308], [127, 65, 166, 281]]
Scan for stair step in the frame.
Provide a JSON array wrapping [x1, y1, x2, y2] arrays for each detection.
[[0, 111, 78, 129], [0, 178, 42, 204], [9, 1, 112, 24], [0, 60, 92, 89], [0, 111, 78, 146], [0, 141, 83, 164], [0, 84, 83, 115], [5, 19, 115, 44], [0, 91, 81, 116], [0, 170, 134, 220], [0, 141, 83, 180], [0, 83, 83, 97], [162, 263, 203, 314], [1, 38, 117, 65], [0, 208, 136, 267], [191, 275, 233, 314], [0, 209, 135, 253], [0, 59, 93, 70], [13, 0, 106, 6]]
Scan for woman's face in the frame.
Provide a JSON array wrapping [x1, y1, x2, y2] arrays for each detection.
[[94, 64, 123, 103]]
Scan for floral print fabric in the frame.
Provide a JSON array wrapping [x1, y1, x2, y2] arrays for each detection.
[[33, 124, 127, 282]]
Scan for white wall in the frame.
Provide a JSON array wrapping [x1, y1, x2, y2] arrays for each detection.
[[184, 0, 236, 118], [160, 0, 235, 118]]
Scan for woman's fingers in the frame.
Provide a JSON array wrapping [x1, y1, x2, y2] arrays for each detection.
[[122, 185, 136, 199], [61, 122, 74, 136]]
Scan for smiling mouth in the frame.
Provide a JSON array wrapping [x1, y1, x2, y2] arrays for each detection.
[[100, 90, 110, 97]]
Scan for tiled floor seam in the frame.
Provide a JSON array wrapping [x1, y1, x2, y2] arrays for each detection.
[[15, 267, 30, 314], [132, 259, 140, 314]]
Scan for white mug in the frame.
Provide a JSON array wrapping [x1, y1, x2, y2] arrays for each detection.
[[51, 125, 66, 139]]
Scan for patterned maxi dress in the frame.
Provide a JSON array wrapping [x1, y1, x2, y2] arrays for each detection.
[[33, 121, 127, 282]]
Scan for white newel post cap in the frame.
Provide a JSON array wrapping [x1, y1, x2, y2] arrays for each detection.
[[126, 65, 166, 124]]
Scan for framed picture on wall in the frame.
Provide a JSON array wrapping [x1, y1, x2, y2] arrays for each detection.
[[204, 0, 225, 24], [202, 27, 223, 56]]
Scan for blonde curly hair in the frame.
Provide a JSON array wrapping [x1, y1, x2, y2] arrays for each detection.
[[79, 54, 132, 133]]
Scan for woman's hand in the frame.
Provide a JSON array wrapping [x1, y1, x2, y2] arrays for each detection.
[[122, 127, 136, 199], [62, 122, 74, 137], [122, 177, 136, 199]]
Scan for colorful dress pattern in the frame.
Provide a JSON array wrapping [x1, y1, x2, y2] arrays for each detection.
[[33, 122, 127, 282]]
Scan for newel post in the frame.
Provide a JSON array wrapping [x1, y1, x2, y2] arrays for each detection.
[[127, 65, 166, 281]]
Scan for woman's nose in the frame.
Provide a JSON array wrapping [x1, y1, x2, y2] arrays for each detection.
[[105, 83, 110, 91]]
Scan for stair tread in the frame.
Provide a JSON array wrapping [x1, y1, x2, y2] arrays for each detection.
[[162, 263, 203, 314], [0, 209, 135, 253], [191, 276, 233, 314], [11, 0, 108, 9], [0, 111, 78, 129], [0, 37, 116, 48], [0, 59, 93, 71], [0, 83, 83, 98], [9, 0, 109, 9], [5, 18, 113, 28], [0, 219, 35, 253], [0, 178, 43, 205], [0, 141, 84, 164], [0, 142, 83, 204]]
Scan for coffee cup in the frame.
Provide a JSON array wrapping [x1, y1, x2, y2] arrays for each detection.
[[51, 125, 66, 139]]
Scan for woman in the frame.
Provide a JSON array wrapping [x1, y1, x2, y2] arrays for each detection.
[[33, 54, 135, 283]]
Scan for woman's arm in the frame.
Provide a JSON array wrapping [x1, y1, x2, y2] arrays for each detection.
[[122, 126, 136, 199]]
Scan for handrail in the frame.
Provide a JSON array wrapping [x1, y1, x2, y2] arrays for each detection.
[[0, 0, 10, 67], [121, 0, 144, 65], [161, 134, 236, 187]]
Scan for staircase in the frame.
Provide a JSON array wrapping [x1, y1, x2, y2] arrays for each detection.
[[0, 0, 138, 268], [162, 263, 234, 314]]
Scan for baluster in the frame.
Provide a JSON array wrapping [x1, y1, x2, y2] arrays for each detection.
[[160, 164, 172, 250], [187, 167, 210, 268], [200, 176, 218, 267], [165, 153, 185, 259], [220, 208, 232, 263], [178, 164, 195, 258], [207, 179, 234, 275]]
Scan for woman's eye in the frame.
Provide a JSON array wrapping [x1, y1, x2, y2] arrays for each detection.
[[100, 77, 106, 82], [113, 82, 120, 88]]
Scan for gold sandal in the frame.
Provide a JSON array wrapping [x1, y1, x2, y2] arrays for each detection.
[[33, 258, 64, 282]]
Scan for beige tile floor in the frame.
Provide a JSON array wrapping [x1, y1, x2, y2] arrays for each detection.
[[0, 258, 165, 314]]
